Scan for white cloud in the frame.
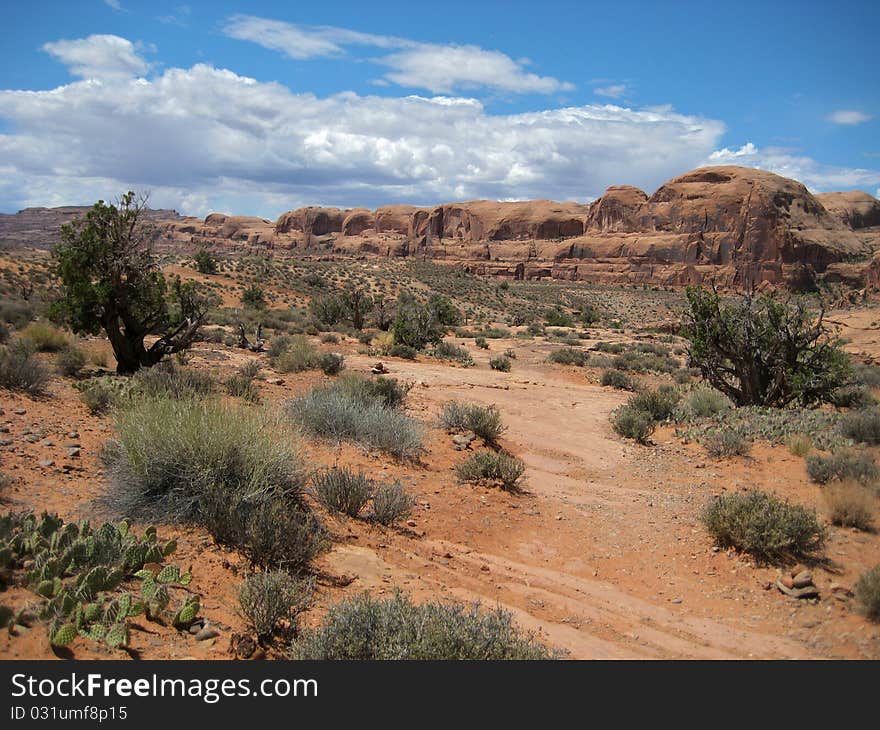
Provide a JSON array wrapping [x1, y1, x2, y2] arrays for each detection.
[[828, 110, 872, 125], [222, 15, 405, 60], [0, 59, 726, 216], [157, 5, 191, 27], [222, 16, 571, 95], [104, 0, 122, 10], [594, 85, 626, 99], [379, 44, 573, 95], [41, 35, 149, 80], [706, 142, 880, 192]]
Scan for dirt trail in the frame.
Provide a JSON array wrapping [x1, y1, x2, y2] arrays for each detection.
[[320, 343, 876, 659]]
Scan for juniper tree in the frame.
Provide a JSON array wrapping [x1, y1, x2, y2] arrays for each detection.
[[683, 286, 850, 407], [51, 192, 205, 374]]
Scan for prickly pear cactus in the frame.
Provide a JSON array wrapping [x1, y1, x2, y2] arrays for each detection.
[[1, 510, 200, 651]]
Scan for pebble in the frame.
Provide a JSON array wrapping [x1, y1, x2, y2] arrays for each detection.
[[194, 625, 220, 641], [38, 459, 54, 468], [0, 439, 12, 447], [67, 447, 81, 458], [13, 409, 26, 415]]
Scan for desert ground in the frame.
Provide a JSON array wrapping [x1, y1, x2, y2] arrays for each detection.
[[1, 249, 879, 660]]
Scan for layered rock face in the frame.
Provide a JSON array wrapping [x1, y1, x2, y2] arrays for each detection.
[[5, 165, 878, 290], [158, 213, 275, 248], [0, 206, 182, 249], [266, 166, 873, 289]]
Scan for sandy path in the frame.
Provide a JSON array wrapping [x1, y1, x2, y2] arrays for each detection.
[[320, 343, 870, 658]]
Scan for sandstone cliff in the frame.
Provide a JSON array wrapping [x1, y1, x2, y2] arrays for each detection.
[[5, 165, 879, 291]]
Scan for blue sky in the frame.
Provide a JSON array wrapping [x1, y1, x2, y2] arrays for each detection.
[[0, 0, 877, 217]]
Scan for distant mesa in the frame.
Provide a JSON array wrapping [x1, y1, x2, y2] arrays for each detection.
[[3, 165, 879, 291]]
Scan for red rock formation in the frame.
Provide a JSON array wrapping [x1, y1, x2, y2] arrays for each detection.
[[817, 191, 880, 230], [6, 165, 878, 291]]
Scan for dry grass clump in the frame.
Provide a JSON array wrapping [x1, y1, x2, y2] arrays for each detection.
[[823, 481, 875, 531]]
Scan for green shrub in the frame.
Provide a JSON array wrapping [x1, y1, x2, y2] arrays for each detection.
[[594, 341, 626, 354], [209, 499, 327, 572], [600, 369, 637, 391], [853, 362, 880, 388], [475, 337, 489, 349], [241, 284, 266, 309], [312, 467, 374, 517], [270, 335, 318, 373], [286, 381, 423, 460], [433, 341, 474, 366], [823, 481, 875, 530], [102, 398, 323, 570], [839, 407, 880, 445], [701, 490, 825, 564], [78, 380, 117, 414], [629, 386, 680, 422], [0, 298, 34, 329], [331, 374, 411, 410], [547, 348, 589, 367], [703, 429, 752, 458], [21, 322, 69, 352], [370, 481, 415, 526], [224, 373, 261, 403], [455, 451, 525, 491], [674, 385, 732, 421], [489, 355, 511, 372], [612, 350, 675, 374], [854, 565, 880, 621], [239, 572, 314, 638], [611, 404, 655, 443], [289, 592, 553, 659], [439, 401, 506, 443], [391, 292, 446, 350], [829, 385, 876, 409], [544, 307, 574, 328], [0, 341, 49, 395], [320, 332, 340, 344], [55, 346, 86, 376], [318, 352, 345, 375], [194, 249, 218, 275], [133, 360, 214, 399], [805, 450, 878, 485], [267, 334, 292, 359], [389, 343, 418, 360]]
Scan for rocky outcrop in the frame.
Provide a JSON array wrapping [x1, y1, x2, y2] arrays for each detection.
[[6, 165, 878, 291], [159, 213, 275, 248], [0, 205, 182, 249], [276, 206, 347, 237], [817, 191, 880, 230]]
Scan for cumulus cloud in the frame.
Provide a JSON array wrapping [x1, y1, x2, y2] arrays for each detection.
[[0, 60, 726, 216], [706, 142, 880, 192], [222, 16, 571, 94], [41, 34, 149, 80], [594, 85, 626, 99], [828, 110, 872, 125]]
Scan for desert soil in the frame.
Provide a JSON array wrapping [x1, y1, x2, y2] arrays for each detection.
[[2, 323, 879, 661]]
